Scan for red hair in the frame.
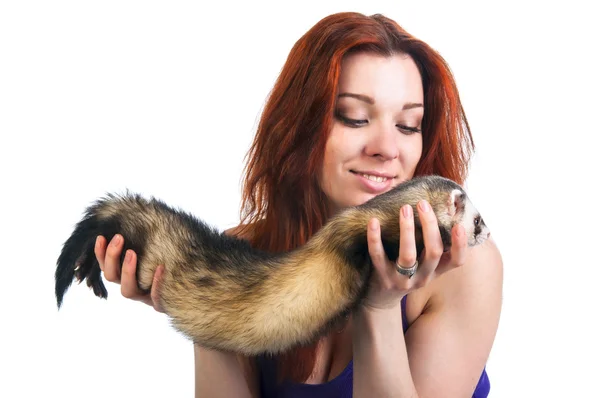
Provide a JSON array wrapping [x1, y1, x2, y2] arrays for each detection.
[[237, 11, 474, 384]]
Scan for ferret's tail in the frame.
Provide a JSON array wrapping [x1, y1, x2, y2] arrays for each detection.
[[54, 193, 137, 308]]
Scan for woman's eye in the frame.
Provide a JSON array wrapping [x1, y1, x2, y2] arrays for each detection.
[[335, 112, 422, 134], [335, 112, 368, 127], [397, 125, 422, 134]]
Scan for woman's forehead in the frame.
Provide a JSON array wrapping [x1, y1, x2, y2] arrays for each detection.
[[337, 53, 424, 107]]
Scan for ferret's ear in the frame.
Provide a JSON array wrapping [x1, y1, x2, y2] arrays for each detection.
[[447, 189, 465, 216]]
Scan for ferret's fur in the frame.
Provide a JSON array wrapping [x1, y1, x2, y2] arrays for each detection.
[[54, 175, 490, 355]]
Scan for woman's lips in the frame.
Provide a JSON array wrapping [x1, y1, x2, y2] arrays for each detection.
[[351, 170, 395, 194]]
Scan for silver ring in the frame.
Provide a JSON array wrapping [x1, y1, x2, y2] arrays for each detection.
[[396, 259, 418, 279]]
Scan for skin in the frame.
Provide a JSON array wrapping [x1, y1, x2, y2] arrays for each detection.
[[95, 52, 503, 397], [321, 52, 423, 212]]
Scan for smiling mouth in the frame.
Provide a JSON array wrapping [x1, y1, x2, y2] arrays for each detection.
[[350, 170, 394, 183]]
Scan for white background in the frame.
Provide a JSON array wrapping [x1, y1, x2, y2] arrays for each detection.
[[1, 1, 598, 397]]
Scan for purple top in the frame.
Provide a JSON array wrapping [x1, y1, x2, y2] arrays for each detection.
[[257, 295, 490, 398]]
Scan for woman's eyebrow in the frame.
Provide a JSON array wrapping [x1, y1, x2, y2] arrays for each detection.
[[402, 102, 423, 110], [337, 92, 423, 110], [338, 92, 374, 104]]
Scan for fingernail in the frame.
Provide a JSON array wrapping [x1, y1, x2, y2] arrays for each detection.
[[124, 250, 131, 264], [370, 219, 379, 231], [95, 236, 101, 248], [402, 205, 412, 218], [112, 235, 121, 246], [419, 200, 430, 213]]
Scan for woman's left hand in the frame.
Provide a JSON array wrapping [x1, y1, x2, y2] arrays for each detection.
[[363, 199, 469, 310]]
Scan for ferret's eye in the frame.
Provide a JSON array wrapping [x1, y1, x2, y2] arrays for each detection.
[[474, 216, 481, 227]]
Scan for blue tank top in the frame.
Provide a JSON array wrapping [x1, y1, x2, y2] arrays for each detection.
[[257, 295, 490, 397]]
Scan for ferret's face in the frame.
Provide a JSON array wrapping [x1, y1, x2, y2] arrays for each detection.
[[319, 52, 424, 212], [455, 192, 491, 247]]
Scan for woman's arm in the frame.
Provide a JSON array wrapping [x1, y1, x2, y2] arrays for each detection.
[[353, 239, 502, 397], [193, 225, 260, 398], [352, 203, 503, 397], [96, 230, 260, 398], [353, 298, 416, 397], [405, 238, 502, 396], [194, 345, 258, 398]]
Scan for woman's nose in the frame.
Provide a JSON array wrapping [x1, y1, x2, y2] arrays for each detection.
[[364, 123, 399, 160]]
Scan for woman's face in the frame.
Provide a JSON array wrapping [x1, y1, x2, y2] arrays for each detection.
[[320, 52, 424, 212]]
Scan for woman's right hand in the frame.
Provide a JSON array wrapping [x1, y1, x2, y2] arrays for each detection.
[[94, 234, 166, 313]]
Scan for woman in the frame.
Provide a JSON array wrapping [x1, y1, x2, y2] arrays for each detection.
[[95, 12, 502, 398]]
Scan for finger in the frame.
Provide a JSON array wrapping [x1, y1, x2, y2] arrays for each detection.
[[437, 224, 468, 275], [366, 218, 389, 274], [397, 205, 417, 271], [415, 200, 444, 281], [94, 236, 107, 271], [150, 265, 165, 313], [103, 234, 124, 283], [120, 249, 140, 299]]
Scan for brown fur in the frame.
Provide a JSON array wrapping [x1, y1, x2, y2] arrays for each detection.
[[55, 175, 490, 355]]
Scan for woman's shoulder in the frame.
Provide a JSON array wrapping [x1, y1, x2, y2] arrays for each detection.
[[223, 223, 257, 240], [436, 236, 503, 301], [224, 224, 247, 237], [406, 236, 503, 327]]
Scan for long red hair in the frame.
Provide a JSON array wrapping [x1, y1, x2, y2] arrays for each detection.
[[237, 11, 474, 384]]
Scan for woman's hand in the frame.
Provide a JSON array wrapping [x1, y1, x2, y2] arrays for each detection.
[[363, 199, 468, 310], [94, 234, 166, 313]]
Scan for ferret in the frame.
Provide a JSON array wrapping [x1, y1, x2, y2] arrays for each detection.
[[54, 175, 490, 356]]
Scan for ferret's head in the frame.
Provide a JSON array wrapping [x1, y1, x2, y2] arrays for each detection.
[[446, 188, 490, 247], [351, 175, 491, 253]]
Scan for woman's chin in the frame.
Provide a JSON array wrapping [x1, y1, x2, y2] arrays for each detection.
[[333, 192, 378, 210]]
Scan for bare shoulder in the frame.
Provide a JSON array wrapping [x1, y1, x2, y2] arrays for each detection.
[[433, 235, 504, 307], [224, 224, 254, 240], [407, 237, 503, 323], [224, 223, 262, 397], [403, 237, 503, 395], [224, 225, 244, 237], [423, 235, 504, 349]]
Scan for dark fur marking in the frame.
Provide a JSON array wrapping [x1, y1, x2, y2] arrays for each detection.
[[55, 198, 148, 307], [55, 175, 484, 355]]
